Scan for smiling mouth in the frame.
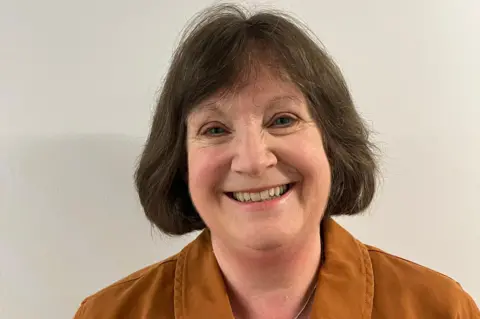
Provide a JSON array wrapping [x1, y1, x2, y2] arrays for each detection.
[[226, 183, 294, 203]]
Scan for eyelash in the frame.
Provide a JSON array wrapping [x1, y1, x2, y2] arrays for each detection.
[[270, 114, 298, 128], [199, 113, 298, 137], [202, 125, 228, 136]]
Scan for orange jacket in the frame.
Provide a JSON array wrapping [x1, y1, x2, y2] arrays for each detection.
[[74, 219, 479, 318]]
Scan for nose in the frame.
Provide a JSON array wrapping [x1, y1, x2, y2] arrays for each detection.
[[231, 129, 277, 176]]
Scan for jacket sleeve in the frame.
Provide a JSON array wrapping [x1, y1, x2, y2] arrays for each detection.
[[456, 286, 479, 318], [73, 298, 89, 319]]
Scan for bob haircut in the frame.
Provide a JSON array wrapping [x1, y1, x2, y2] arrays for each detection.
[[135, 4, 379, 235]]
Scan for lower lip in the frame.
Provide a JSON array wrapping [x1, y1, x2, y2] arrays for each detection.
[[225, 184, 295, 212]]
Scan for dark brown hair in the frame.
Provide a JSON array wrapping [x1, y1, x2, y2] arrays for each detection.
[[135, 4, 379, 235]]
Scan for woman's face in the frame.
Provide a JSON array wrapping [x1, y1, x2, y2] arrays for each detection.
[[186, 67, 331, 251]]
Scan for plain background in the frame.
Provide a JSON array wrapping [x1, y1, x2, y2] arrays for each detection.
[[1, 0, 479, 318]]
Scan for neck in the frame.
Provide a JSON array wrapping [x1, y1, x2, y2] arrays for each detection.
[[212, 228, 321, 319]]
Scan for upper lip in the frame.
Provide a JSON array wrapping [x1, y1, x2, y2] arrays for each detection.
[[225, 183, 292, 193]]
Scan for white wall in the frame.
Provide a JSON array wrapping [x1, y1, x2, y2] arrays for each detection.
[[1, 0, 478, 318]]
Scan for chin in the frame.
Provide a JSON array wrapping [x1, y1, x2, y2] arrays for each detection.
[[236, 222, 300, 251]]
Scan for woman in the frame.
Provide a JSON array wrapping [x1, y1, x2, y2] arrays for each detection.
[[74, 4, 478, 319]]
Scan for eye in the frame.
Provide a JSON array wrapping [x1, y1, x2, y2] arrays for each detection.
[[270, 114, 297, 127], [206, 127, 225, 135], [201, 125, 228, 137]]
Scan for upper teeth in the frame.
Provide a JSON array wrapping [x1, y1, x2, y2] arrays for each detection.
[[232, 185, 289, 202]]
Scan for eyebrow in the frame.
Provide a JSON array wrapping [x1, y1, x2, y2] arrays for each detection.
[[266, 95, 301, 107], [192, 94, 301, 116], [192, 101, 227, 117]]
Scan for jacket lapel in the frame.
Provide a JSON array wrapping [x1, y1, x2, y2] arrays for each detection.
[[174, 230, 234, 319], [310, 218, 374, 319]]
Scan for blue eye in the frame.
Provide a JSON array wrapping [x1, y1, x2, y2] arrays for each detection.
[[272, 116, 294, 127], [205, 127, 225, 136]]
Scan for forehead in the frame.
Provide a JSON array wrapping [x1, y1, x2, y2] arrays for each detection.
[[190, 69, 304, 117]]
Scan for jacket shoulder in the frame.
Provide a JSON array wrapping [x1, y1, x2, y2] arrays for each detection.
[[73, 255, 178, 318], [366, 245, 479, 318]]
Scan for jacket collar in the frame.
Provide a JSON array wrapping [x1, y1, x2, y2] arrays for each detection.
[[311, 218, 374, 319], [173, 218, 374, 319]]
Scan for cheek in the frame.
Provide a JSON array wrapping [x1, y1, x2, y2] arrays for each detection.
[[276, 129, 331, 206], [299, 144, 331, 194], [187, 146, 227, 199], [303, 134, 330, 187], [280, 130, 330, 181]]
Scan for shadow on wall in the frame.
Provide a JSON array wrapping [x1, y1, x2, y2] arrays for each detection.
[[0, 134, 196, 319]]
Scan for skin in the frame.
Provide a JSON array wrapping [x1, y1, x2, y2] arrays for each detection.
[[186, 65, 332, 319]]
